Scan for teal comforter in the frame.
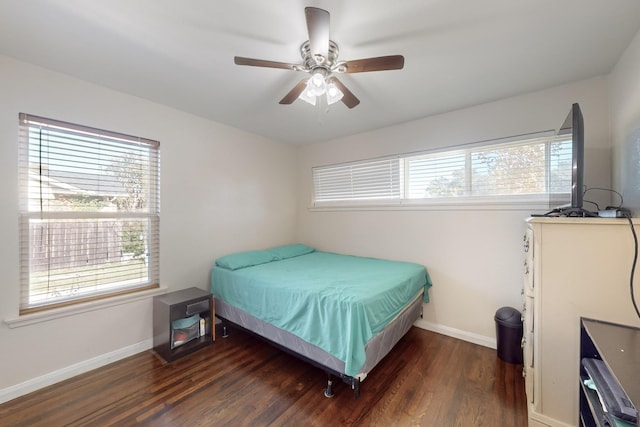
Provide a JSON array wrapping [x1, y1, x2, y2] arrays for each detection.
[[211, 248, 431, 377]]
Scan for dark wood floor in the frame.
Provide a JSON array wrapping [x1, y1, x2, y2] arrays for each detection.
[[0, 325, 527, 426]]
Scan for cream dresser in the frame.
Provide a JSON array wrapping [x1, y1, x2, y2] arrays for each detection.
[[523, 217, 640, 426]]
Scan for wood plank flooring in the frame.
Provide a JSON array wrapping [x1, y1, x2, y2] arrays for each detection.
[[0, 325, 527, 426]]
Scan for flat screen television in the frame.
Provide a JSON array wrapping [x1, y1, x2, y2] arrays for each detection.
[[563, 103, 585, 212], [543, 102, 596, 217]]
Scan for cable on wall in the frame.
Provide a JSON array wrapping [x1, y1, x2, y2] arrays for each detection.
[[623, 211, 640, 321]]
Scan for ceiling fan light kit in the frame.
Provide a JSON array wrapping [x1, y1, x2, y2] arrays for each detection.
[[298, 69, 344, 106], [233, 7, 404, 109]]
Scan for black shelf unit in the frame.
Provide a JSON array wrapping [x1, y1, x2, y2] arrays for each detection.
[[579, 318, 640, 427], [153, 287, 214, 362]]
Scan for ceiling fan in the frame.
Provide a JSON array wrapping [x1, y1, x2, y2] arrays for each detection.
[[234, 7, 404, 109]]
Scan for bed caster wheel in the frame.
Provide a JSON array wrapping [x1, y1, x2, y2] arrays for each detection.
[[324, 380, 335, 398]]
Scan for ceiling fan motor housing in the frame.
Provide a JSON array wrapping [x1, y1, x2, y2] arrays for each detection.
[[300, 40, 340, 71]]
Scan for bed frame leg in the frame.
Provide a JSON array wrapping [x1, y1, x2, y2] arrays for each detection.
[[324, 374, 335, 398], [352, 378, 361, 399], [221, 324, 229, 338]]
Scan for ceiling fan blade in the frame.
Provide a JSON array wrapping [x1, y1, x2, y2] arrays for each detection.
[[341, 55, 405, 73], [330, 77, 360, 109], [305, 7, 330, 64], [279, 78, 310, 105], [234, 56, 298, 71]]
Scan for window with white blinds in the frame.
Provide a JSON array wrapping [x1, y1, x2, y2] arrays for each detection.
[[313, 157, 402, 203], [312, 133, 571, 207], [18, 113, 160, 313]]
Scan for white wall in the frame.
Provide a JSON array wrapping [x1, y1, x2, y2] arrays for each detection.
[[0, 55, 297, 400], [610, 29, 640, 213], [0, 43, 624, 402], [295, 77, 611, 345]]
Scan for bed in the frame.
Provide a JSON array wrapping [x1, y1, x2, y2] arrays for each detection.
[[210, 244, 432, 397]]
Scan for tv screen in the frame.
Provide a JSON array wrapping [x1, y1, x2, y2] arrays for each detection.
[[537, 103, 595, 217], [558, 103, 585, 211]]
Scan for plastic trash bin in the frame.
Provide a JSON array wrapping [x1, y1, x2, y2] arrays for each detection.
[[494, 306, 523, 364]]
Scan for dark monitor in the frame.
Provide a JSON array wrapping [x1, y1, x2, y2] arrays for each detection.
[[558, 103, 585, 211], [535, 103, 595, 217]]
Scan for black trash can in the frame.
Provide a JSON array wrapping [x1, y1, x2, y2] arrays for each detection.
[[494, 306, 523, 364]]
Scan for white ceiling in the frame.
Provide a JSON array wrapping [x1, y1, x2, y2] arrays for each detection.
[[1, 0, 640, 144]]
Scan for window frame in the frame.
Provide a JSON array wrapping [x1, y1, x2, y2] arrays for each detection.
[[18, 113, 160, 314], [310, 131, 570, 210]]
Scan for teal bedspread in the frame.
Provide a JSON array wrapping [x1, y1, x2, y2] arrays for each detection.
[[211, 247, 432, 377]]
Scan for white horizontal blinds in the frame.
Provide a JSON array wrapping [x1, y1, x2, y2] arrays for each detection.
[[18, 113, 160, 312], [407, 151, 467, 198], [470, 137, 548, 196], [407, 135, 571, 199], [311, 132, 571, 205], [312, 157, 401, 203], [547, 135, 572, 194]]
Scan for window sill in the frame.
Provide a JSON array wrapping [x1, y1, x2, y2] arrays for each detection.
[[309, 198, 562, 212], [3, 286, 168, 329]]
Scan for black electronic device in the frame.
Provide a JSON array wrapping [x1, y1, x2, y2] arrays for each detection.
[[598, 208, 632, 218], [563, 103, 586, 213], [533, 103, 597, 217], [582, 357, 637, 423], [554, 103, 595, 216]]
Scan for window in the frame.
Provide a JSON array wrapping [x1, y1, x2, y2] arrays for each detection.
[[313, 156, 401, 203], [18, 114, 160, 313], [312, 132, 571, 207]]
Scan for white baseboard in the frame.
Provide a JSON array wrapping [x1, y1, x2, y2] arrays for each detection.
[[414, 319, 497, 349], [0, 339, 153, 405], [529, 407, 574, 427]]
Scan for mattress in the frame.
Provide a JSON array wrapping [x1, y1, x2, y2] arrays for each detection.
[[211, 245, 432, 377]]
